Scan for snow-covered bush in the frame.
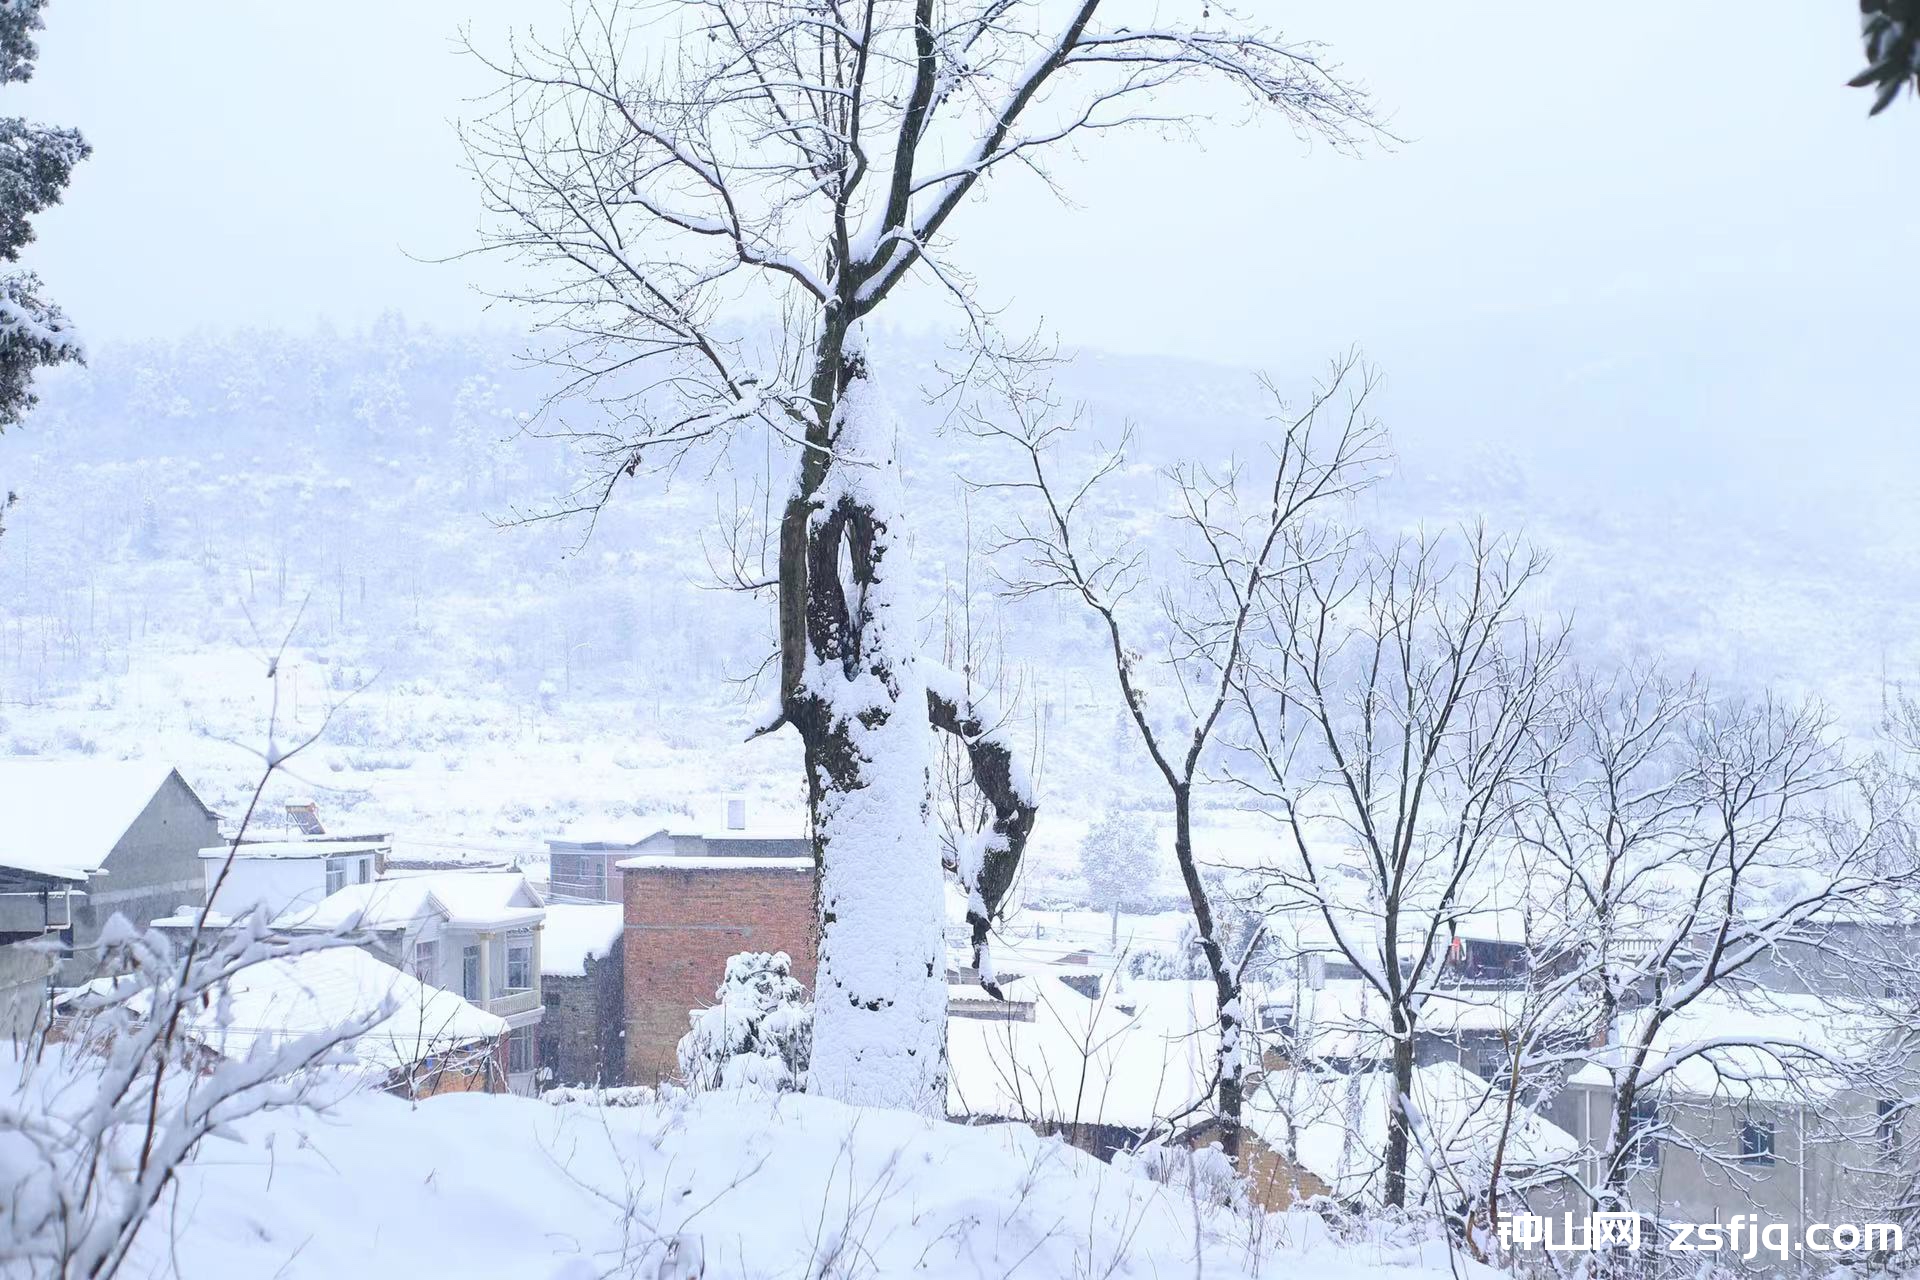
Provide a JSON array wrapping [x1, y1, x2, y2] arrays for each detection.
[[1114, 1141, 1252, 1216], [676, 951, 811, 1093], [1126, 940, 1206, 982], [541, 1084, 657, 1108]]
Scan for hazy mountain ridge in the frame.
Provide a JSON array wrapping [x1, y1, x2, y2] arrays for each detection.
[[0, 321, 1909, 870]]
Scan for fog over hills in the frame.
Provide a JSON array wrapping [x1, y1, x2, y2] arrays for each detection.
[[0, 319, 1912, 883]]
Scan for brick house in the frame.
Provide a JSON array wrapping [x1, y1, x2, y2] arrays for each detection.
[[621, 851, 817, 1086]]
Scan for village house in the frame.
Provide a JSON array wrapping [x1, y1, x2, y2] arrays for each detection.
[[65, 944, 510, 1099], [538, 902, 625, 1087], [548, 798, 808, 904], [0, 760, 221, 987], [1247, 1059, 1581, 1211], [1263, 977, 1553, 1084], [200, 835, 390, 920], [273, 870, 549, 1093], [1546, 987, 1920, 1270], [947, 972, 1220, 1159]]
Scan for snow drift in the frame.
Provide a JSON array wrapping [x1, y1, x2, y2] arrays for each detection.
[[47, 1080, 1495, 1280]]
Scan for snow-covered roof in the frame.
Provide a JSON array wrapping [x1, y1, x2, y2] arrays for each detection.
[[989, 907, 1193, 958], [550, 816, 671, 848], [1566, 988, 1884, 1101], [150, 906, 239, 930], [617, 854, 812, 871], [0, 759, 203, 881], [947, 976, 1215, 1131], [1265, 979, 1545, 1062], [200, 839, 388, 862], [380, 835, 522, 871], [541, 903, 623, 977], [554, 799, 808, 848], [277, 871, 544, 933], [1248, 1061, 1580, 1203], [121, 945, 507, 1075]]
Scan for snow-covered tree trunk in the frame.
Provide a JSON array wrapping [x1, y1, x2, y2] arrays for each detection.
[[790, 335, 946, 1114]]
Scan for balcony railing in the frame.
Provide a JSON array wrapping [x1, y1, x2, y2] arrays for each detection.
[[485, 988, 540, 1019]]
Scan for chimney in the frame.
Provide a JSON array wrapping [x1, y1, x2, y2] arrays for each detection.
[[725, 798, 746, 831]]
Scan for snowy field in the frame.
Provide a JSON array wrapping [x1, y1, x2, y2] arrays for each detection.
[[98, 1084, 1484, 1280]]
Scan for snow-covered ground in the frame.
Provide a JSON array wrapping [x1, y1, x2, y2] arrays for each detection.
[[89, 1083, 1489, 1280]]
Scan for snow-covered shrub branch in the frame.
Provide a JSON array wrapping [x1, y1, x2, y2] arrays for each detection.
[[0, 913, 378, 1279]]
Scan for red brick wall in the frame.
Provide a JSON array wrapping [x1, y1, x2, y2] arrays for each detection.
[[622, 863, 818, 1086]]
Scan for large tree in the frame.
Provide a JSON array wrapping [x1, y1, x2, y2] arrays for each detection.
[[0, 0, 87, 433], [465, 0, 1371, 1115]]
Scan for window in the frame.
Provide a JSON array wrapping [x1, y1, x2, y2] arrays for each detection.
[[543, 992, 561, 1011], [1879, 1099, 1904, 1161], [357, 857, 372, 884], [462, 945, 481, 1001], [506, 938, 533, 992], [1626, 1099, 1661, 1169], [1738, 1119, 1776, 1166], [412, 939, 438, 981], [324, 859, 347, 897], [508, 1026, 533, 1074]]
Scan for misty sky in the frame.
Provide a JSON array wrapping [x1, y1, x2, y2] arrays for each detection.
[[11, 3, 1917, 495]]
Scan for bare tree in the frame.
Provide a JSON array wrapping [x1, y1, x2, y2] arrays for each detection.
[[461, 0, 1375, 1113], [1857, 694, 1920, 1249], [1518, 678, 1910, 1219], [1235, 523, 1566, 1207], [982, 356, 1385, 1152]]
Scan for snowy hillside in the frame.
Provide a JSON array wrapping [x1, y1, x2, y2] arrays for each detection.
[[0, 322, 1913, 882]]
